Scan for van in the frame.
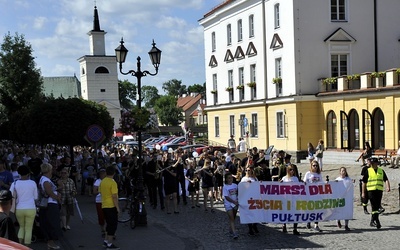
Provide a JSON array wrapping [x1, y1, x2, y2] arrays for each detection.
[[123, 135, 135, 142]]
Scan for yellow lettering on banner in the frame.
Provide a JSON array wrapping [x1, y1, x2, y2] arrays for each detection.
[[296, 199, 346, 210], [287, 200, 291, 210], [248, 199, 283, 210]]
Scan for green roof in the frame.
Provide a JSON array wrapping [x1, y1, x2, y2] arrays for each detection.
[[42, 76, 81, 98]]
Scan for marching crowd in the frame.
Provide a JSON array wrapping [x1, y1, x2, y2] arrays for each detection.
[[0, 138, 393, 248]]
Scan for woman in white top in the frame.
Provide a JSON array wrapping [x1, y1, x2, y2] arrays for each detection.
[[335, 167, 352, 231], [39, 163, 62, 250], [303, 160, 323, 232], [240, 165, 259, 236], [10, 165, 38, 247], [281, 164, 300, 235]]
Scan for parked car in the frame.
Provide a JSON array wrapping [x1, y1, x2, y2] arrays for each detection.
[[161, 143, 184, 151], [178, 144, 206, 152], [194, 145, 228, 156], [164, 137, 186, 146]]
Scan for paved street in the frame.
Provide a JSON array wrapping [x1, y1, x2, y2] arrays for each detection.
[[31, 162, 400, 250]]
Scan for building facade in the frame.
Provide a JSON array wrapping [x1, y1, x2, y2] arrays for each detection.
[[77, 6, 121, 128], [199, 0, 400, 157]]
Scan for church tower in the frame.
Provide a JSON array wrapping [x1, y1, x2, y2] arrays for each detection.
[[78, 6, 121, 129]]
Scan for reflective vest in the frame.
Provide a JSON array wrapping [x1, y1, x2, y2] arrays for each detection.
[[366, 167, 384, 191]]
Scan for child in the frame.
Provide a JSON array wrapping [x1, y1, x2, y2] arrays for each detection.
[[335, 167, 352, 231], [185, 160, 200, 208], [303, 160, 323, 232], [223, 173, 239, 239]]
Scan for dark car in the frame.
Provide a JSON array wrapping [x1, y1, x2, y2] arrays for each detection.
[[194, 145, 228, 156]]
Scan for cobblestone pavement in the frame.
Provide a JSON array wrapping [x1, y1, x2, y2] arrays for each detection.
[[147, 163, 400, 250]]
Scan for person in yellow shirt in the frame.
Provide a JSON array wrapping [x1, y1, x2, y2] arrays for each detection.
[[99, 166, 120, 250]]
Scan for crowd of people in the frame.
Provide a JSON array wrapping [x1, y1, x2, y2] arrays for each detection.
[[0, 138, 392, 248]]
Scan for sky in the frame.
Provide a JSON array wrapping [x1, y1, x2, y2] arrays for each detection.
[[0, 0, 224, 91]]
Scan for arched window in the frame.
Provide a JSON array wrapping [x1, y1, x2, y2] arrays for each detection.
[[81, 67, 85, 75], [95, 66, 109, 74], [327, 110, 337, 149]]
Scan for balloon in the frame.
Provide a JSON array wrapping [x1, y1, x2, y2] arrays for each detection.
[[192, 151, 199, 158], [155, 144, 161, 150], [162, 145, 168, 151], [168, 148, 173, 153]]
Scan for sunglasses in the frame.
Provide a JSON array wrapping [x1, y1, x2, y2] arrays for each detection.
[[312, 165, 318, 167], [288, 169, 294, 171]]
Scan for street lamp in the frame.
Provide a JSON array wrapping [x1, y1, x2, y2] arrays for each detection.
[[115, 38, 161, 224]]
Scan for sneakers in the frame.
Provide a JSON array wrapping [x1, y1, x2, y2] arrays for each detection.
[[344, 226, 350, 231], [337, 221, 342, 228], [103, 241, 108, 248], [313, 225, 321, 232], [378, 207, 385, 214], [370, 221, 377, 227], [106, 243, 120, 250]]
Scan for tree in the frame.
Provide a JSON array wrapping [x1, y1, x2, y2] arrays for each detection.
[[188, 83, 206, 97], [154, 95, 184, 126], [118, 79, 136, 110], [162, 79, 187, 97], [7, 97, 114, 145], [142, 85, 160, 108], [0, 32, 43, 119]]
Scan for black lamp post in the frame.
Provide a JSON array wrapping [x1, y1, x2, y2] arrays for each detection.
[[115, 38, 161, 222]]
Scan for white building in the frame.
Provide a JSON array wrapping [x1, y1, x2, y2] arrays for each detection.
[[77, 6, 121, 128], [199, 0, 400, 156]]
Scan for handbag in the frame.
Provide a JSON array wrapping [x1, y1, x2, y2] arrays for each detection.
[[11, 181, 17, 213]]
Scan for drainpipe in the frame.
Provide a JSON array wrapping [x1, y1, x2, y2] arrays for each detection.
[[262, 0, 269, 146], [374, 0, 378, 71]]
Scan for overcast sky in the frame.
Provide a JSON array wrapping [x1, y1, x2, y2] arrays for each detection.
[[0, 0, 223, 92]]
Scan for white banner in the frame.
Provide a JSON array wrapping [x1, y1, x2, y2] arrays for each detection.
[[238, 181, 353, 224]]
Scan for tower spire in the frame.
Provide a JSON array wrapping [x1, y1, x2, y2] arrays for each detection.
[[92, 6, 103, 32]]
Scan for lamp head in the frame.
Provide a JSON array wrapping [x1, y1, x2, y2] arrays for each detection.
[[148, 39, 162, 69], [115, 38, 128, 63]]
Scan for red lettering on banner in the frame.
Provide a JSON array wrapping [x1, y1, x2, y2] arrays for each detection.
[[309, 184, 333, 195], [259, 184, 307, 195]]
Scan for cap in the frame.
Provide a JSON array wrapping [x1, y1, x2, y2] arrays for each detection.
[[99, 168, 106, 173], [17, 165, 30, 176], [0, 190, 12, 202], [368, 157, 379, 163]]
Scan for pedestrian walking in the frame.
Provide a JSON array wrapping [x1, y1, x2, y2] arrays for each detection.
[[362, 157, 390, 229]]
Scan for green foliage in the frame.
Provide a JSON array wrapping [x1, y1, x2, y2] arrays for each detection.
[[119, 106, 154, 133], [118, 79, 136, 110], [162, 79, 187, 97], [346, 74, 360, 81], [272, 77, 282, 84], [0, 32, 43, 117], [370, 71, 386, 78], [142, 85, 160, 108], [6, 97, 113, 145], [323, 77, 337, 85], [154, 95, 184, 126], [188, 83, 205, 97]]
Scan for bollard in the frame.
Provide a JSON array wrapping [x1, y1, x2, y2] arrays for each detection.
[[326, 175, 329, 182]]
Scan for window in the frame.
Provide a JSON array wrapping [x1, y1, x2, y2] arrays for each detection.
[[213, 74, 218, 104], [228, 70, 234, 102], [251, 113, 258, 137], [275, 58, 282, 96], [331, 0, 346, 21], [230, 115, 235, 137], [237, 19, 243, 42], [249, 15, 254, 38], [238, 67, 244, 101], [227, 24, 232, 45], [100, 89, 106, 92], [212, 32, 216, 52], [240, 114, 246, 136], [95, 66, 109, 73], [331, 54, 348, 77], [250, 64, 256, 99], [274, 4, 280, 29], [215, 117, 220, 137], [276, 111, 285, 138]]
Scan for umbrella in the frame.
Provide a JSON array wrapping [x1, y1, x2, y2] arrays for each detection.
[[74, 198, 84, 223]]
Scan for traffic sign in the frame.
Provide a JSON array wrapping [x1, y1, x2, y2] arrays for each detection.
[[86, 124, 105, 143]]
